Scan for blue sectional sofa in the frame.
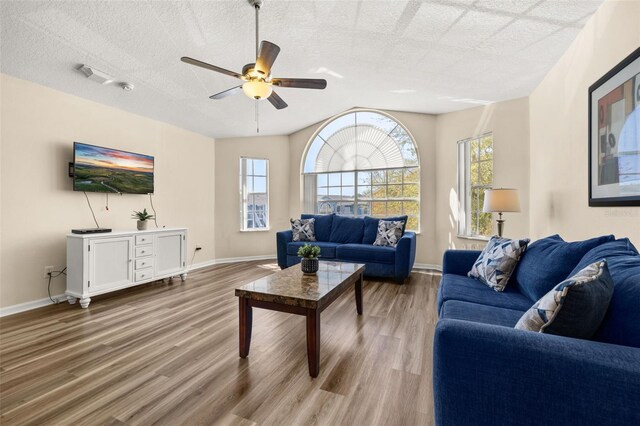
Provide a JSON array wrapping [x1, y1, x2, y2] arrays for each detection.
[[276, 213, 416, 282], [433, 235, 640, 426]]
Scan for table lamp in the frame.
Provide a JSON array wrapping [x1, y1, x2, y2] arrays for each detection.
[[483, 188, 520, 237]]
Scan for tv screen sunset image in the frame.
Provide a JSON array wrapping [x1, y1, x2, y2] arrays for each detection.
[[73, 143, 154, 194]]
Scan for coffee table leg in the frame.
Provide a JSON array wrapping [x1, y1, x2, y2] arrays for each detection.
[[306, 309, 320, 377], [355, 273, 363, 315], [239, 297, 252, 358]]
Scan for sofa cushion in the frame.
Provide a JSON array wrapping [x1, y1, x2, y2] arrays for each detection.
[[329, 215, 365, 244], [363, 215, 407, 244], [373, 220, 405, 247], [301, 213, 334, 242], [571, 239, 640, 348], [290, 218, 316, 242], [468, 236, 530, 292], [438, 274, 534, 313], [515, 260, 614, 339], [515, 234, 615, 301], [441, 300, 525, 327], [286, 241, 340, 258], [336, 243, 395, 264]]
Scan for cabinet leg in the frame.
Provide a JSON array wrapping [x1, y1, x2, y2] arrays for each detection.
[[79, 297, 91, 309], [180, 273, 187, 282], [67, 295, 77, 305]]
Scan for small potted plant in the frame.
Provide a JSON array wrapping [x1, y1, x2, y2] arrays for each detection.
[[297, 243, 321, 275], [132, 208, 154, 231]]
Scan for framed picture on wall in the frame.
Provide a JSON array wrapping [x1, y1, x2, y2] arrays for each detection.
[[588, 46, 640, 206]]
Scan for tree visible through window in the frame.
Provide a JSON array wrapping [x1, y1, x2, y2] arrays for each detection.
[[458, 134, 493, 238], [302, 110, 420, 231], [240, 158, 268, 231]]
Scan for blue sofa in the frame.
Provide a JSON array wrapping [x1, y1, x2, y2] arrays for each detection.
[[433, 235, 640, 426], [276, 213, 416, 282]]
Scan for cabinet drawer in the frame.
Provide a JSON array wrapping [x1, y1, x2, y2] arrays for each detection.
[[135, 245, 153, 258], [135, 235, 153, 245], [135, 268, 153, 282], [135, 258, 154, 270]]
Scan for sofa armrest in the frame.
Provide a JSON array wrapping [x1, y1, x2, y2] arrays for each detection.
[[433, 319, 640, 426], [441, 249, 481, 276], [276, 230, 293, 269], [395, 231, 416, 281]]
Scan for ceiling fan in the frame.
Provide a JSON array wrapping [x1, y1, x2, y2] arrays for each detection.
[[181, 0, 327, 111]]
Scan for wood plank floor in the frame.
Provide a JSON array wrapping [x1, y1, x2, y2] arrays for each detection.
[[0, 261, 441, 425]]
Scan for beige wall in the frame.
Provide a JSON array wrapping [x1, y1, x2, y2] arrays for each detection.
[[288, 109, 440, 266], [0, 74, 216, 308], [434, 98, 531, 256], [529, 0, 640, 244], [214, 135, 290, 259]]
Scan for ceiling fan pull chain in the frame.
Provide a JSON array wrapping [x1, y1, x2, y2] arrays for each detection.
[[256, 100, 259, 133]]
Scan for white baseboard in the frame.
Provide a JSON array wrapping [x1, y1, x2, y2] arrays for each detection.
[[0, 294, 66, 317], [413, 263, 442, 271], [189, 255, 276, 272], [213, 254, 277, 265], [188, 259, 217, 271], [2, 255, 431, 317]]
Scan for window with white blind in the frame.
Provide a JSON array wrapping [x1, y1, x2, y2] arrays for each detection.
[[457, 134, 493, 238], [240, 157, 269, 231], [302, 110, 420, 231]]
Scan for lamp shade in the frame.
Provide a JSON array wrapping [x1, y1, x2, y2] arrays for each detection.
[[483, 188, 520, 213]]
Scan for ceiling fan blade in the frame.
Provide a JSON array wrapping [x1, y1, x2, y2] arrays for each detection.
[[267, 91, 288, 110], [255, 41, 280, 75], [181, 56, 242, 79], [271, 78, 327, 90], [209, 85, 243, 100]]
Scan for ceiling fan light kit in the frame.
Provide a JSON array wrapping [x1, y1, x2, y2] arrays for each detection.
[[180, 0, 326, 113]]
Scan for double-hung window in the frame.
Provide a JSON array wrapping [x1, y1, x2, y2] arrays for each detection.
[[457, 134, 493, 238], [240, 157, 269, 231]]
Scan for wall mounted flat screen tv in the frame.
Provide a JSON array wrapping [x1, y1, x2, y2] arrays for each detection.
[[73, 142, 154, 194]]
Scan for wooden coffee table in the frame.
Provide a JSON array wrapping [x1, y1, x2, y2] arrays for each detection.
[[235, 261, 365, 377]]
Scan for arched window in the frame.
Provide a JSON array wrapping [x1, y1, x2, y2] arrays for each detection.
[[302, 110, 420, 231]]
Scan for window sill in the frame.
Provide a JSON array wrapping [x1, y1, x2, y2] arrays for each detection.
[[240, 228, 271, 233], [456, 234, 490, 242]]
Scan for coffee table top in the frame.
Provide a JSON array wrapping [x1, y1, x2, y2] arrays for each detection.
[[235, 261, 365, 310]]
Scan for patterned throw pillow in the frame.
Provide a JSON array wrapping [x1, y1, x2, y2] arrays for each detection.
[[515, 260, 614, 339], [373, 220, 405, 247], [468, 236, 530, 291], [290, 218, 316, 242]]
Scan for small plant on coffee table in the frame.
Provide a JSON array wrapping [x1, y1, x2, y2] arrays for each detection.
[[297, 243, 321, 259], [298, 243, 321, 274]]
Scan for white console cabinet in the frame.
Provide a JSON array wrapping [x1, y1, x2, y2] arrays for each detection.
[[66, 228, 188, 308]]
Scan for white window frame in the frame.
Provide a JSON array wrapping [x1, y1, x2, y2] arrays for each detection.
[[239, 157, 269, 232], [457, 133, 493, 239], [307, 168, 420, 231]]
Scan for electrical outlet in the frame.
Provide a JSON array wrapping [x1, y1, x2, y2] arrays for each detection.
[[44, 266, 54, 278]]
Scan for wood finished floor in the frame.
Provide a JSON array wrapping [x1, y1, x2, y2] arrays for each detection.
[[0, 261, 441, 425]]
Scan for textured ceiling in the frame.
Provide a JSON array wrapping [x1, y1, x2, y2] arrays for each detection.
[[0, 0, 603, 138]]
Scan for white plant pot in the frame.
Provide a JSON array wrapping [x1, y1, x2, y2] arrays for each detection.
[[137, 220, 148, 231]]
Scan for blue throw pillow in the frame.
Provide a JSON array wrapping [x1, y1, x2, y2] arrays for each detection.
[[514, 234, 615, 301], [362, 215, 407, 244], [515, 260, 614, 340], [329, 215, 365, 244], [301, 213, 334, 242], [570, 239, 640, 348]]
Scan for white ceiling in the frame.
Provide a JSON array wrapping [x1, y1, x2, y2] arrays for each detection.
[[0, 0, 603, 138]]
